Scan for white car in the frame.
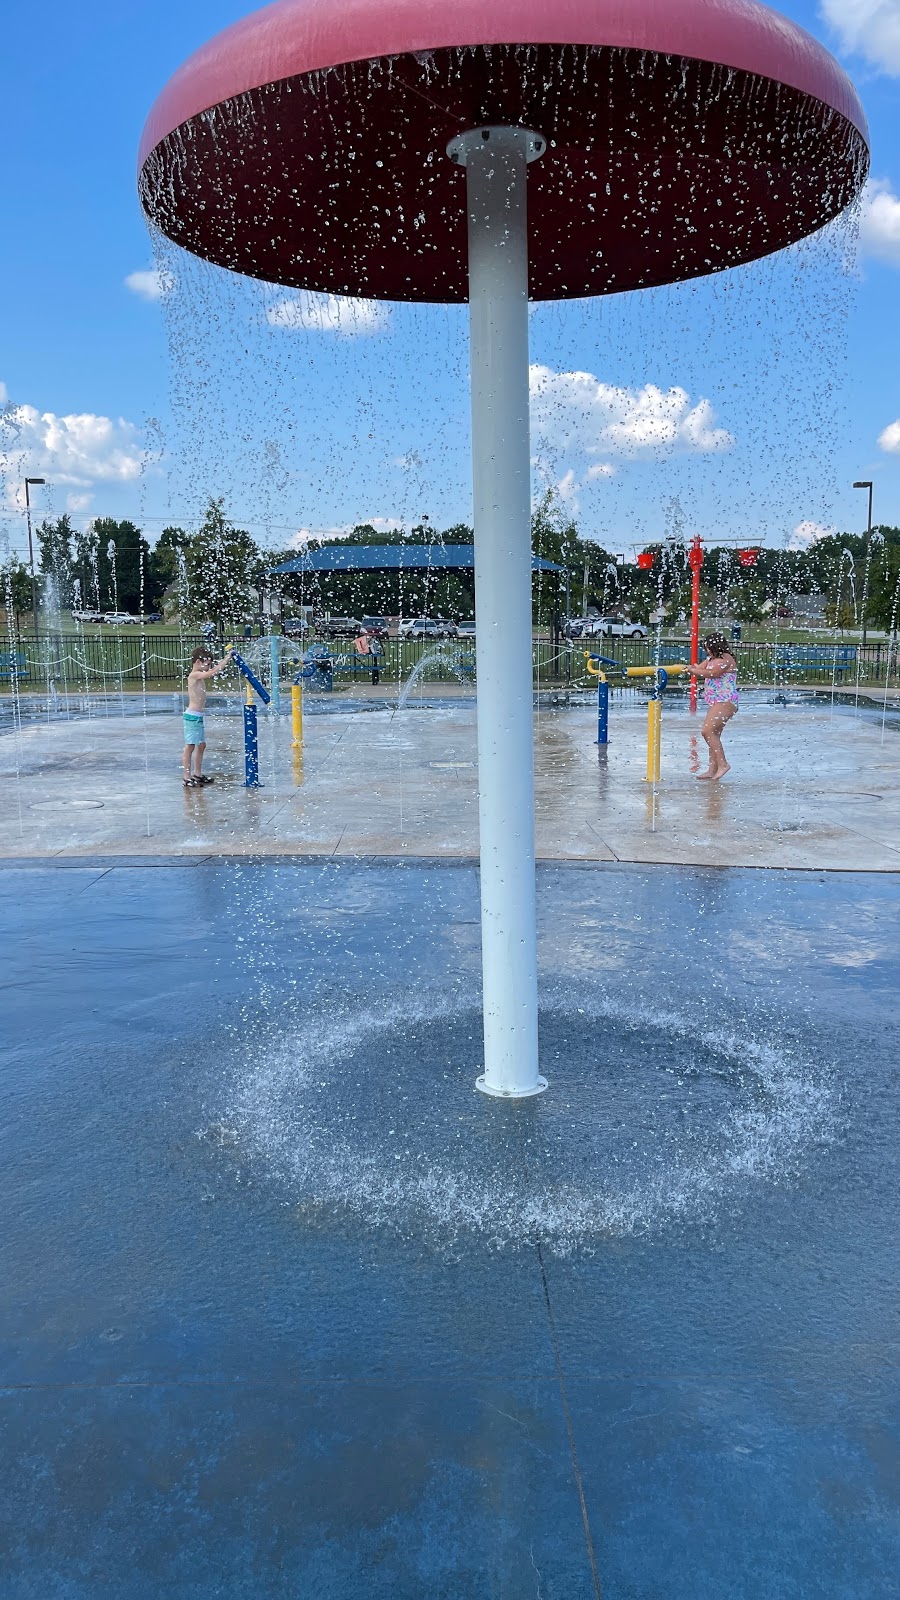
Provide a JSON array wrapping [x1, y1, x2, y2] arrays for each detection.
[[72, 609, 104, 624], [103, 612, 139, 625], [398, 617, 458, 640], [595, 616, 648, 639]]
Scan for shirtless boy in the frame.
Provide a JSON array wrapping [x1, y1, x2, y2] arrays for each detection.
[[183, 645, 231, 787]]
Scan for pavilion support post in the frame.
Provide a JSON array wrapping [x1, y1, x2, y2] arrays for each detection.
[[447, 125, 547, 1098]]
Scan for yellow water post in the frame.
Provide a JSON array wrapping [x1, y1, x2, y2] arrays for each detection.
[[245, 679, 254, 707], [645, 698, 662, 783], [291, 682, 303, 748]]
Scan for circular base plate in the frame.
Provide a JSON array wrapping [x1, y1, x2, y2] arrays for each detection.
[[476, 1073, 549, 1099]]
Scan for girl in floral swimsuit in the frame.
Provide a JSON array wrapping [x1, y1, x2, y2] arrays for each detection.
[[688, 632, 739, 780]]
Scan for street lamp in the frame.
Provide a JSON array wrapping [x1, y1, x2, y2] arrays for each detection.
[[24, 478, 45, 638], [853, 480, 873, 648]]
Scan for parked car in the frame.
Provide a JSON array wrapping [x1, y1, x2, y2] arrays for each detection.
[[398, 617, 458, 640], [143, 612, 163, 624], [103, 612, 139, 625], [574, 615, 648, 639], [282, 616, 310, 638], [72, 609, 104, 624], [360, 615, 390, 639], [456, 620, 476, 638], [564, 616, 609, 639], [320, 616, 362, 639]]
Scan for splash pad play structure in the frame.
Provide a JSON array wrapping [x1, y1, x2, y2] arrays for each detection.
[[139, 0, 867, 1096]]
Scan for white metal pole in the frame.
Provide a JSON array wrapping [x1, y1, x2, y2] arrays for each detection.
[[447, 126, 547, 1098]]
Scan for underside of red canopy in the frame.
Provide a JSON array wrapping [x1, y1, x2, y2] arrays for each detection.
[[139, 0, 869, 302]]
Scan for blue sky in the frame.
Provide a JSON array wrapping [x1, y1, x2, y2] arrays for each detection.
[[2, 0, 900, 558]]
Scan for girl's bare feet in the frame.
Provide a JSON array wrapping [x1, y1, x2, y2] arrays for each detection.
[[710, 763, 731, 781], [696, 769, 717, 780]]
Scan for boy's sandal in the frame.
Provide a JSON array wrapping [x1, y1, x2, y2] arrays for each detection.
[[182, 776, 195, 787], [195, 774, 215, 785]]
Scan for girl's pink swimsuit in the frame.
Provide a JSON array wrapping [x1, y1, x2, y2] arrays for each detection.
[[703, 668, 739, 707]]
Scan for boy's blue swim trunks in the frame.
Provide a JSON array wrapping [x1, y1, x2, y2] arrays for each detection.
[[183, 712, 205, 744]]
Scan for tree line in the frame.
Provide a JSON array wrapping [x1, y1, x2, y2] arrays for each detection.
[[1, 499, 264, 629], [3, 491, 899, 634]]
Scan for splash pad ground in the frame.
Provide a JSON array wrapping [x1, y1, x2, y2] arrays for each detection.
[[1, 852, 898, 1595], [4, 688, 900, 868]]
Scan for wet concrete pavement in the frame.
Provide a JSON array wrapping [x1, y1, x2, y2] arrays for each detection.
[[1, 857, 898, 1596], [3, 689, 900, 869]]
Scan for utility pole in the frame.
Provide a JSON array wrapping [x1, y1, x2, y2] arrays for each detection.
[[853, 481, 873, 648], [24, 478, 46, 639]]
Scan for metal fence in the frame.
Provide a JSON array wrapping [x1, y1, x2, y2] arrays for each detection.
[[1, 630, 898, 692], [539, 638, 900, 690]]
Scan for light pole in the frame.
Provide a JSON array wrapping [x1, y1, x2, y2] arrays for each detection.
[[24, 478, 46, 638], [853, 481, 873, 648]]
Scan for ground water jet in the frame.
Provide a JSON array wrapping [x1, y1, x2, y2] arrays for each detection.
[[397, 643, 475, 709], [139, 0, 868, 1099]]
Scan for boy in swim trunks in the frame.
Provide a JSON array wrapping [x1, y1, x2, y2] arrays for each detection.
[[183, 645, 231, 787]]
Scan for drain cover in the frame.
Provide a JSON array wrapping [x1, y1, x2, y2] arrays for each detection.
[[429, 762, 475, 770], [30, 800, 105, 811]]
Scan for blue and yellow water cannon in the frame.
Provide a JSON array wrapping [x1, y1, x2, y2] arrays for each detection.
[[584, 652, 618, 745], [585, 652, 691, 780], [226, 646, 271, 787]]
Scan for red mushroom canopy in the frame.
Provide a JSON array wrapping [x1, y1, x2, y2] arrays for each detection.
[[139, 0, 868, 302]]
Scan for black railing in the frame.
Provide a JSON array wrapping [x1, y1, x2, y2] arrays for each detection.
[[1, 630, 898, 692]]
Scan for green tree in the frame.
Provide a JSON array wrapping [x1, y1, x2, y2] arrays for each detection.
[[90, 519, 155, 613], [530, 489, 618, 627], [183, 498, 262, 628], [37, 514, 76, 608], [0, 555, 33, 623], [149, 526, 189, 606], [71, 525, 102, 611], [729, 581, 766, 624], [72, 519, 157, 614], [863, 529, 900, 632]]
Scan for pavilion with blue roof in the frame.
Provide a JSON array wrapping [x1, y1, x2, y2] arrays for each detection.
[[269, 543, 563, 575]]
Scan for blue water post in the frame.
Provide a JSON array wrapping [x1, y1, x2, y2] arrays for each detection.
[[269, 633, 281, 712], [243, 703, 260, 787], [597, 679, 609, 745]]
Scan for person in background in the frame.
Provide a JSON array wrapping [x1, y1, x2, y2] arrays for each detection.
[[354, 626, 374, 683], [182, 645, 231, 787], [369, 633, 384, 685], [687, 632, 739, 780]]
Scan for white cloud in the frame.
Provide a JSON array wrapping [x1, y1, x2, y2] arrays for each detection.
[[587, 463, 616, 480], [265, 292, 390, 336], [0, 384, 145, 500], [285, 518, 405, 550], [820, 0, 900, 75], [878, 418, 900, 452], [287, 525, 347, 548], [125, 267, 174, 301], [858, 178, 900, 264], [529, 365, 733, 463], [65, 492, 93, 514], [555, 469, 580, 509], [787, 520, 834, 551]]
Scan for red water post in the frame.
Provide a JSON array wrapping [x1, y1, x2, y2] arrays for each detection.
[[688, 535, 703, 714]]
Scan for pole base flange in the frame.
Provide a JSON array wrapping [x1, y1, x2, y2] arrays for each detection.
[[476, 1074, 549, 1098]]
